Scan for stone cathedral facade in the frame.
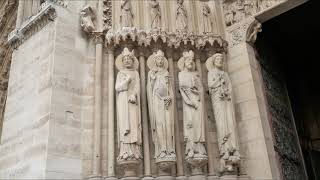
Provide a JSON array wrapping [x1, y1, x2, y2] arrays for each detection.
[[0, 0, 310, 180]]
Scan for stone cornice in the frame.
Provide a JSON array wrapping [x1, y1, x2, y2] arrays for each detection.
[[105, 28, 228, 52], [7, 1, 57, 47]]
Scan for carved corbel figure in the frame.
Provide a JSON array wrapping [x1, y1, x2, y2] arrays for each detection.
[[246, 21, 262, 44], [206, 53, 240, 175], [80, 5, 96, 33]]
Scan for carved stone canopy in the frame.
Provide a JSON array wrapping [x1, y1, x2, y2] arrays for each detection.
[[105, 28, 228, 52]]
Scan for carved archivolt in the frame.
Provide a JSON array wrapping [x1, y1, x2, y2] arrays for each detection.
[[226, 17, 261, 48], [223, 0, 284, 27], [105, 28, 228, 50]]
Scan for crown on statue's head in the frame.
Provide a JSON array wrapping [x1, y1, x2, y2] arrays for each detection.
[[154, 50, 165, 57], [122, 47, 134, 58]]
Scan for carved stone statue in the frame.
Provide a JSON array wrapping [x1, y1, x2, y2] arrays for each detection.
[[149, 0, 161, 29], [178, 50, 208, 173], [224, 4, 235, 26], [206, 53, 240, 174], [176, 0, 188, 32], [147, 50, 176, 172], [120, 0, 133, 28], [115, 48, 142, 177], [80, 5, 96, 33], [202, 3, 213, 33]]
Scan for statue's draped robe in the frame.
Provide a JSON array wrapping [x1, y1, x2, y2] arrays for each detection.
[[150, 1, 161, 29], [178, 71, 206, 158], [203, 4, 212, 33], [208, 68, 240, 163], [147, 69, 175, 161], [116, 69, 142, 161], [176, 3, 188, 31], [121, 0, 133, 27]]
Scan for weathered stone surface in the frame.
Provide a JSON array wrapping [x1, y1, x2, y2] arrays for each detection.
[[0, 0, 310, 179]]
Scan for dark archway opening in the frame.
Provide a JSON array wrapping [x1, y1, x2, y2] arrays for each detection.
[[255, 0, 320, 179]]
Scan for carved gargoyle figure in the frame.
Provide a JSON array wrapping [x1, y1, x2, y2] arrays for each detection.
[[80, 5, 96, 33]]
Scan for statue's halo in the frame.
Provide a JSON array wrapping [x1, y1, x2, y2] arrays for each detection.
[[147, 51, 169, 70], [115, 54, 139, 70]]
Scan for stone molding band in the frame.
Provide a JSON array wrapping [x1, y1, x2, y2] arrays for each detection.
[[7, 1, 57, 47]]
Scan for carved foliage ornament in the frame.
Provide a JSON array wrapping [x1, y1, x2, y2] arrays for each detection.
[[105, 28, 228, 51]]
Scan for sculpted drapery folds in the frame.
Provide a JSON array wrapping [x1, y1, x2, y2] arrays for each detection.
[[150, 0, 161, 29], [120, 0, 133, 28], [178, 50, 208, 164], [115, 48, 142, 163], [206, 53, 240, 174], [147, 50, 176, 164], [176, 0, 188, 32]]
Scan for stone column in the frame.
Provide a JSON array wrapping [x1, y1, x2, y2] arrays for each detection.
[[90, 34, 104, 180], [167, 50, 185, 180], [16, 0, 25, 28], [106, 47, 117, 180], [91, 1, 105, 179], [139, 51, 153, 180]]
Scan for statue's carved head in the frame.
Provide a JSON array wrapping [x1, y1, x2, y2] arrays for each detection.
[[184, 50, 195, 71], [122, 48, 135, 69], [147, 50, 168, 70], [116, 48, 139, 70], [206, 53, 225, 71]]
